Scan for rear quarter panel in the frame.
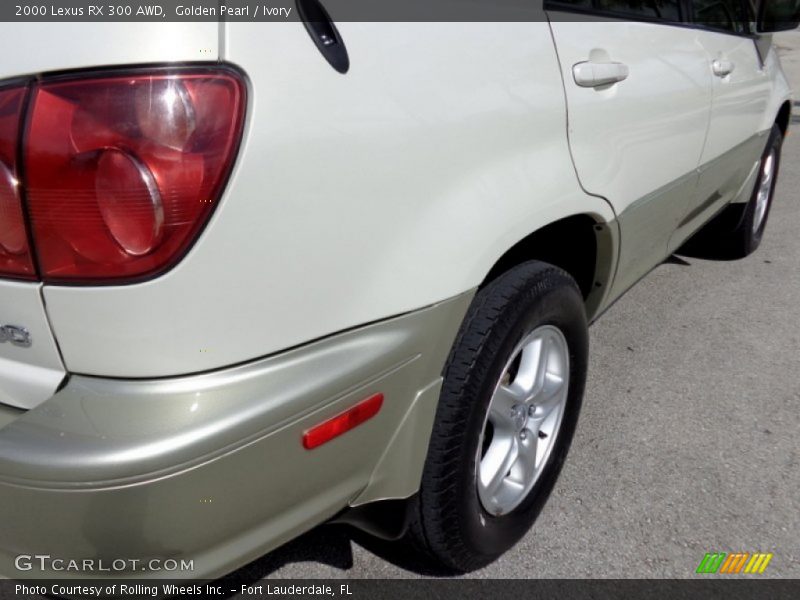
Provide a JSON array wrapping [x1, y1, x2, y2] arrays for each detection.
[[41, 22, 615, 377], [0, 22, 219, 406]]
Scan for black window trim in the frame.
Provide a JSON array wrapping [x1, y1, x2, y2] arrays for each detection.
[[544, 0, 759, 39]]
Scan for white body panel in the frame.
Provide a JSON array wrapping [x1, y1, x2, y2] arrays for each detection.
[[40, 22, 614, 378], [670, 31, 790, 250], [549, 20, 713, 215], [549, 19, 713, 296], [699, 33, 772, 165], [0, 19, 792, 388], [0, 22, 220, 404], [0, 282, 64, 410], [0, 23, 218, 79], [694, 30, 773, 213], [759, 42, 793, 130]]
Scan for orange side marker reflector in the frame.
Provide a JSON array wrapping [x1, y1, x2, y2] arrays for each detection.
[[302, 393, 384, 450]]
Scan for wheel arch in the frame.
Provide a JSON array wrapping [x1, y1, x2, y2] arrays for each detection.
[[480, 213, 618, 323], [775, 100, 792, 138]]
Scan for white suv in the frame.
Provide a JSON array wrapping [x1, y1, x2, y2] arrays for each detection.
[[0, 0, 796, 578]]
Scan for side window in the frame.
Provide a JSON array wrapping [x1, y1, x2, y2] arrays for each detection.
[[547, 0, 682, 21], [596, 0, 681, 20], [549, 0, 595, 7], [692, 0, 751, 34]]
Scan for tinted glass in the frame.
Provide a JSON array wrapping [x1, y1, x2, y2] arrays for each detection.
[[550, 0, 595, 8], [692, 0, 751, 33], [596, 0, 682, 20], [552, 0, 593, 10], [548, 0, 682, 20], [759, 0, 800, 31]]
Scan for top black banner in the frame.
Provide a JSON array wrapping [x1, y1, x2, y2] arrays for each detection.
[[3, 0, 603, 22]]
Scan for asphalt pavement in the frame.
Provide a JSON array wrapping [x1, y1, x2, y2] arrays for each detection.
[[224, 39, 800, 583]]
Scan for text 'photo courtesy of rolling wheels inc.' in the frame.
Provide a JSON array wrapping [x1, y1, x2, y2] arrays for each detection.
[[0, 2, 799, 600]]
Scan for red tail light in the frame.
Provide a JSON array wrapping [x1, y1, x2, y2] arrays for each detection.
[[0, 67, 245, 284], [24, 68, 246, 282], [0, 84, 35, 279]]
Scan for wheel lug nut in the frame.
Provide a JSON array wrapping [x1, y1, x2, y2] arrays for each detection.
[[519, 431, 527, 440], [528, 405, 536, 416]]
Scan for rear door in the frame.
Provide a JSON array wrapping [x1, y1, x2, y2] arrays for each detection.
[[547, 2, 713, 298], [670, 0, 773, 249]]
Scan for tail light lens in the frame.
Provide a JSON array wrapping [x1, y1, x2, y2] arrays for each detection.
[[22, 68, 245, 283], [0, 85, 36, 279]]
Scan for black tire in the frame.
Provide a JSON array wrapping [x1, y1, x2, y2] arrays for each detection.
[[407, 261, 589, 573], [682, 124, 783, 260]]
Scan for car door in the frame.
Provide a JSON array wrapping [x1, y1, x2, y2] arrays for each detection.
[[547, 1, 713, 299], [669, 0, 773, 250]]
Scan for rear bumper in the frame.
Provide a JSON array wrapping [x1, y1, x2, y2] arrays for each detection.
[[0, 291, 472, 580]]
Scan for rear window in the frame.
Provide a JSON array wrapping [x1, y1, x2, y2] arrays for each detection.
[[691, 0, 751, 34], [548, 0, 682, 21]]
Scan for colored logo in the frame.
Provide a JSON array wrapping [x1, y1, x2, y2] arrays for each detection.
[[696, 552, 773, 574]]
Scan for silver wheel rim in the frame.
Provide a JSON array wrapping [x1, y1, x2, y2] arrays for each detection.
[[753, 149, 776, 235], [476, 325, 570, 516]]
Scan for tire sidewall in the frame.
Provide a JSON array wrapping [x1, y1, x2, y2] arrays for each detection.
[[452, 268, 588, 562], [746, 126, 783, 251]]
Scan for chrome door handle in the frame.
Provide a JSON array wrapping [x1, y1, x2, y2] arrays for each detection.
[[712, 59, 735, 77], [572, 61, 630, 88]]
